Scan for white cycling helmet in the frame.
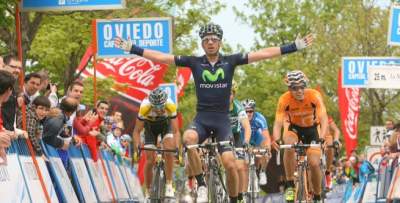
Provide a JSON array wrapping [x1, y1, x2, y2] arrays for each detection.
[[284, 70, 308, 87], [242, 99, 256, 110]]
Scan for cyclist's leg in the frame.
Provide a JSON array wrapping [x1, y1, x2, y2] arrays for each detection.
[[143, 128, 158, 192], [162, 133, 175, 184], [236, 156, 248, 195], [183, 117, 208, 186], [307, 147, 322, 197], [283, 130, 299, 184], [218, 122, 239, 198], [325, 135, 334, 189]]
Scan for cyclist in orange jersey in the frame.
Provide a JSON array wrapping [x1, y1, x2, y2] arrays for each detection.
[[272, 70, 328, 203]]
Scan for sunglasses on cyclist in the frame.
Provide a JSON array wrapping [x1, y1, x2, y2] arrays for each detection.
[[289, 85, 305, 91], [246, 110, 254, 114], [202, 36, 221, 43]]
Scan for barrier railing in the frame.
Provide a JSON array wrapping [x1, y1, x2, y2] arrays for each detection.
[[0, 139, 143, 203]]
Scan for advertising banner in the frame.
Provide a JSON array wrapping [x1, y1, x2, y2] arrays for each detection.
[[81, 145, 113, 202], [80, 57, 168, 103], [338, 69, 361, 156], [94, 18, 172, 58], [341, 57, 400, 87], [101, 151, 130, 200], [69, 146, 97, 203], [21, 0, 125, 12], [388, 4, 400, 46], [0, 143, 30, 203], [16, 140, 58, 202], [367, 65, 400, 89], [42, 143, 79, 203]]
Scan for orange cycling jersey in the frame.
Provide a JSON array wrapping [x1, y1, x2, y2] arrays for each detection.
[[276, 89, 327, 127]]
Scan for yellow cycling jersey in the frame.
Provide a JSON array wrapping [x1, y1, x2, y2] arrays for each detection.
[[137, 98, 177, 122]]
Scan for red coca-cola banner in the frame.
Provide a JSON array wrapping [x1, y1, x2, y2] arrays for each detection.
[[176, 67, 192, 98], [338, 69, 361, 156], [81, 57, 168, 103]]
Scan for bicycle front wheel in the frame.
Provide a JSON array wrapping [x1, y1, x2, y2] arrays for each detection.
[[150, 166, 165, 203]]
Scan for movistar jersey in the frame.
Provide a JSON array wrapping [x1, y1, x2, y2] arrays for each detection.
[[242, 112, 268, 146], [175, 53, 248, 112], [229, 99, 247, 134]]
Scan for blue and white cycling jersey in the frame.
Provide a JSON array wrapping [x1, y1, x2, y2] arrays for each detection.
[[241, 112, 268, 146]]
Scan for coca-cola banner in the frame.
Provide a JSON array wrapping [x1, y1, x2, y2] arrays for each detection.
[[81, 57, 168, 103], [176, 68, 192, 98], [338, 69, 361, 156]]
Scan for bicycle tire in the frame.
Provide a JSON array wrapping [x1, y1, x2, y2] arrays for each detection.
[[250, 168, 258, 203], [150, 165, 165, 203], [296, 167, 305, 202]]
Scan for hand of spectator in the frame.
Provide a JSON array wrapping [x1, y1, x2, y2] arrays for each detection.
[[14, 128, 28, 139], [0, 131, 12, 147], [61, 139, 70, 150], [89, 130, 100, 137], [17, 96, 24, 108], [50, 83, 57, 94], [42, 154, 49, 162], [0, 148, 7, 165], [83, 111, 98, 123], [73, 136, 82, 147], [100, 141, 108, 149]]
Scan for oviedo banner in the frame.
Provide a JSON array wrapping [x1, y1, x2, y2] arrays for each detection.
[[338, 69, 361, 156], [80, 57, 168, 103]]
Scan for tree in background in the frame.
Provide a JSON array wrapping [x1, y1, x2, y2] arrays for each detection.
[[233, 0, 400, 150]]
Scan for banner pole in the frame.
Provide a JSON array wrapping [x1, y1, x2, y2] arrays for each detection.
[[16, 1, 51, 202]]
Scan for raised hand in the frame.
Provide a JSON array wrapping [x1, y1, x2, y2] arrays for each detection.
[[295, 33, 314, 50], [114, 36, 132, 52]]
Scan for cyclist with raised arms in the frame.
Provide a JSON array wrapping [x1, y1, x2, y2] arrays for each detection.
[[271, 70, 328, 203], [229, 81, 251, 202], [115, 23, 313, 203], [241, 99, 271, 186], [132, 88, 180, 199]]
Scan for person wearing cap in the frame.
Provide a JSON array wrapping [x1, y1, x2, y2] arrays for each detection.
[[115, 23, 313, 203]]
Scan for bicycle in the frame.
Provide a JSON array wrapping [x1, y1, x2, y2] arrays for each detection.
[[235, 147, 270, 203], [140, 145, 177, 203], [279, 142, 322, 203], [185, 137, 230, 203]]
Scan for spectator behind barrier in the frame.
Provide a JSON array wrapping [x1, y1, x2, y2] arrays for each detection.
[[0, 71, 28, 164], [37, 69, 59, 108], [42, 97, 80, 150], [17, 96, 51, 156], [0, 55, 21, 131], [18, 72, 41, 106], [74, 100, 109, 161]]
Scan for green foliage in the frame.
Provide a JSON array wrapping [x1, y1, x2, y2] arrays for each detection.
[[234, 0, 400, 151], [80, 76, 118, 107]]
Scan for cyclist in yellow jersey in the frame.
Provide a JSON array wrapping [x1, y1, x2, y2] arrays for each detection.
[[132, 88, 180, 199], [272, 70, 328, 203]]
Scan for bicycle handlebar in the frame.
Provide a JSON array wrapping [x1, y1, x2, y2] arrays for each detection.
[[140, 147, 178, 153], [279, 143, 321, 149], [235, 147, 269, 154], [185, 140, 231, 150]]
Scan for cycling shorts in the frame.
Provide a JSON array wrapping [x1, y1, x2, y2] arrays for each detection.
[[143, 119, 173, 145], [188, 111, 232, 153]]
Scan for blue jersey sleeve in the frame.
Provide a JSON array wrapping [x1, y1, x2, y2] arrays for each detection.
[[175, 55, 194, 68], [254, 112, 268, 130]]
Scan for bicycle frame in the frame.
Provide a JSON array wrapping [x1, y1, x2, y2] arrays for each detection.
[[141, 146, 177, 203], [280, 143, 321, 202]]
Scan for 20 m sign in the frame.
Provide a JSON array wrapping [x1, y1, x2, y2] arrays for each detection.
[[93, 18, 172, 58]]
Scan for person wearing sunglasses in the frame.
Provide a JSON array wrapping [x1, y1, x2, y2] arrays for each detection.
[[132, 87, 180, 199], [115, 22, 313, 203], [241, 98, 271, 187], [271, 70, 329, 203]]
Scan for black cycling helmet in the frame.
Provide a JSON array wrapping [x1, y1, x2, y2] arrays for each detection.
[[199, 23, 223, 40], [149, 87, 168, 107], [242, 99, 256, 110]]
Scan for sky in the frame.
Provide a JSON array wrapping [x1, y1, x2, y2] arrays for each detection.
[[191, 0, 392, 53]]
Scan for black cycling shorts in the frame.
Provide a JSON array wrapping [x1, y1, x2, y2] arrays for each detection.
[[288, 124, 319, 144], [143, 118, 172, 145], [188, 111, 233, 153]]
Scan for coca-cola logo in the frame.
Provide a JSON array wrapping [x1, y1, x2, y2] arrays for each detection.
[[82, 57, 168, 103], [344, 88, 360, 140], [99, 58, 163, 87]]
